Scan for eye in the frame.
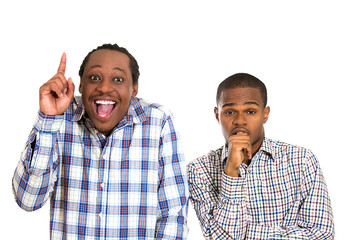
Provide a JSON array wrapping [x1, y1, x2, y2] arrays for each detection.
[[224, 110, 235, 115], [89, 75, 101, 81], [113, 77, 124, 82], [247, 110, 256, 115]]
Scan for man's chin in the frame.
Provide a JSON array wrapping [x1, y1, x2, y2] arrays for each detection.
[[90, 119, 117, 137], [86, 109, 126, 136], [96, 125, 115, 137]]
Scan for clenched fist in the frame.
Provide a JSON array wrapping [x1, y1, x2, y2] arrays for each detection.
[[224, 132, 252, 177]]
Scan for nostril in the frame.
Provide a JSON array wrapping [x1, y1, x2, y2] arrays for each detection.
[[97, 81, 114, 92]]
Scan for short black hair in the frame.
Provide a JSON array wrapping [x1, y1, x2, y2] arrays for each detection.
[[79, 43, 140, 85], [216, 73, 267, 107]]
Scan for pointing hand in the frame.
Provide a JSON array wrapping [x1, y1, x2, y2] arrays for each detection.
[[39, 53, 75, 115]]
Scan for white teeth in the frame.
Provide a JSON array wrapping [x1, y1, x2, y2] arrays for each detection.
[[95, 100, 115, 105]]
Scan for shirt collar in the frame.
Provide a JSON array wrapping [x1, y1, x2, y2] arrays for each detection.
[[117, 97, 147, 126], [221, 144, 228, 163], [221, 137, 276, 163], [260, 137, 277, 160], [65, 97, 84, 122]]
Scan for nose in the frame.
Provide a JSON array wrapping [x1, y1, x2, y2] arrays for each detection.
[[232, 112, 246, 126], [96, 79, 114, 93]]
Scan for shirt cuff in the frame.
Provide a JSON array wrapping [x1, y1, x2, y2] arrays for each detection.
[[34, 111, 64, 133], [220, 172, 246, 202]]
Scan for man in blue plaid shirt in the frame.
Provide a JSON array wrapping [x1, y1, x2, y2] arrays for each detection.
[[13, 44, 189, 239], [188, 73, 334, 239]]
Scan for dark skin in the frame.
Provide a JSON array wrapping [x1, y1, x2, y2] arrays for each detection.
[[79, 50, 138, 136], [39, 53, 75, 115], [214, 87, 270, 177], [39, 50, 138, 137]]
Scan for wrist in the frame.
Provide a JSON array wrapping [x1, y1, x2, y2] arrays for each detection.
[[40, 108, 65, 116], [224, 165, 240, 177], [35, 111, 64, 133], [221, 172, 246, 201]]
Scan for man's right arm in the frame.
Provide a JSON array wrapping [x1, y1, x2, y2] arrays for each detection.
[[13, 53, 74, 211], [188, 159, 248, 239], [12, 112, 64, 211]]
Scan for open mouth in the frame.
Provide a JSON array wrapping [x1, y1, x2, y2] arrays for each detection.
[[231, 128, 249, 135], [94, 100, 116, 118]]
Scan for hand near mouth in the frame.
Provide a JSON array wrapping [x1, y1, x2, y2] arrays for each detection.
[[225, 132, 252, 177], [39, 53, 75, 115]]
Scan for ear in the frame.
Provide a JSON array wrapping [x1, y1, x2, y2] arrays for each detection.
[[132, 83, 139, 97], [79, 79, 82, 94], [263, 106, 270, 123], [214, 107, 220, 123]]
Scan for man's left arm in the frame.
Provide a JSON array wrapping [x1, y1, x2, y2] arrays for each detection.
[[246, 150, 335, 239], [293, 150, 334, 238], [155, 115, 189, 240]]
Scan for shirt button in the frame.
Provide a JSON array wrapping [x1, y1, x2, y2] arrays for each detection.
[[247, 214, 252, 223], [101, 183, 105, 188], [99, 212, 103, 218], [247, 169, 251, 173]]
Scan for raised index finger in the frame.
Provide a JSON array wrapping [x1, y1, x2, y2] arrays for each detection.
[[57, 52, 67, 74]]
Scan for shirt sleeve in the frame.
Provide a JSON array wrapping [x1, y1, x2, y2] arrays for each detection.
[[188, 159, 248, 239], [244, 150, 334, 239], [188, 150, 335, 240], [155, 115, 189, 240], [12, 111, 64, 212]]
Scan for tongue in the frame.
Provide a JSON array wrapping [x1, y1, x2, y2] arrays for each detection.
[[97, 104, 114, 116]]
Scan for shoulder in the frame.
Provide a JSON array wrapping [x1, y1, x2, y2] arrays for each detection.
[[187, 147, 223, 176], [134, 97, 174, 120], [266, 138, 318, 166]]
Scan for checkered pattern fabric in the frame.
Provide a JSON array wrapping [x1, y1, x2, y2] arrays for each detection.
[[13, 97, 189, 239], [188, 138, 334, 239]]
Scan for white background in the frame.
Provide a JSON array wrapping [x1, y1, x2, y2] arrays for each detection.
[[1, 0, 351, 239]]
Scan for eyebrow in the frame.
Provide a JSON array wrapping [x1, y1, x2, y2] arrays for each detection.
[[89, 65, 126, 74], [222, 101, 260, 108]]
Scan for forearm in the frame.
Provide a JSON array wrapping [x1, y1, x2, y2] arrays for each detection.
[[189, 168, 248, 239], [156, 173, 189, 239], [12, 155, 57, 211], [156, 158, 189, 239], [245, 223, 333, 239], [155, 204, 188, 240], [192, 198, 246, 240], [12, 112, 63, 211], [156, 116, 189, 239]]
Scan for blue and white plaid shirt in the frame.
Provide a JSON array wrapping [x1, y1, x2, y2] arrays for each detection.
[[13, 96, 189, 239], [188, 138, 334, 239]]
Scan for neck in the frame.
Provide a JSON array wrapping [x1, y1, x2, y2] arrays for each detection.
[[251, 135, 265, 157]]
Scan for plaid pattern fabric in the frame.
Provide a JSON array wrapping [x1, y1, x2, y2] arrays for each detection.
[[13, 97, 189, 239], [188, 138, 334, 239]]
